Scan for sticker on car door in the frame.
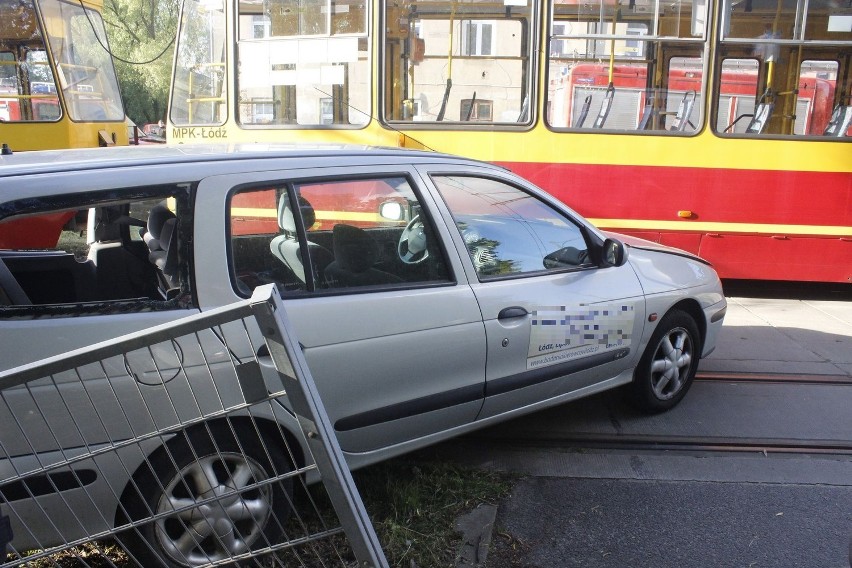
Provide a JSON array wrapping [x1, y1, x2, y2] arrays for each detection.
[[528, 305, 635, 370]]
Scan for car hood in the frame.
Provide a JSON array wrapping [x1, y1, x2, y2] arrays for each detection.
[[604, 232, 722, 298], [604, 231, 709, 265]]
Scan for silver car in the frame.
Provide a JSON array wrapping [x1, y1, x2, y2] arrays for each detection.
[[0, 145, 725, 564]]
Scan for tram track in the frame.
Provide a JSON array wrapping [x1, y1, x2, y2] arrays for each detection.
[[508, 433, 852, 456], [695, 371, 852, 386], [464, 371, 852, 457]]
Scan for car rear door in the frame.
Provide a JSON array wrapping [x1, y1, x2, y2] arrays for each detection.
[[0, 179, 200, 372], [193, 165, 487, 457], [421, 168, 647, 420]]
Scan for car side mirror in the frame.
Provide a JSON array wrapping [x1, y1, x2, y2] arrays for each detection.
[[601, 238, 627, 267], [379, 201, 405, 221]]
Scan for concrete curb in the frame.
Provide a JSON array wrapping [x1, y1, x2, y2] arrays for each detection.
[[455, 503, 498, 567]]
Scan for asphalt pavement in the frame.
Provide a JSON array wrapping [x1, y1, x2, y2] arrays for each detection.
[[442, 282, 852, 568]]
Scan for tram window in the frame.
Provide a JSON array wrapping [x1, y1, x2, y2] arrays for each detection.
[[39, 0, 124, 122], [546, 48, 706, 133], [546, 0, 706, 134], [663, 58, 703, 132], [716, 0, 852, 138], [722, 0, 852, 43], [170, 0, 227, 127], [382, 1, 534, 124], [716, 58, 843, 136], [798, 61, 840, 135], [716, 59, 760, 134], [0, 0, 62, 124], [234, 0, 369, 126]]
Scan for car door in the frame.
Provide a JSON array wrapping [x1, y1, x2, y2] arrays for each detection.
[[193, 165, 487, 456], [0, 175, 220, 466], [0, 182, 199, 373], [423, 168, 647, 420]]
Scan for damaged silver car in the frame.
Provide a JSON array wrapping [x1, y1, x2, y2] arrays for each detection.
[[0, 145, 726, 565]]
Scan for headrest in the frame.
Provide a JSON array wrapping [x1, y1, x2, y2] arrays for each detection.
[[332, 224, 378, 273], [144, 202, 175, 251], [278, 195, 316, 233]]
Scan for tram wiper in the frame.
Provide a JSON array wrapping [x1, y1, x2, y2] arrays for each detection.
[[437, 78, 452, 121], [463, 91, 476, 121]]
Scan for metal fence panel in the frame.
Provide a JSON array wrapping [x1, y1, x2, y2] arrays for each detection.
[[0, 284, 387, 567]]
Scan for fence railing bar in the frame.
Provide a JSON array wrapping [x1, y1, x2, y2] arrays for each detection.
[[0, 301, 255, 390]]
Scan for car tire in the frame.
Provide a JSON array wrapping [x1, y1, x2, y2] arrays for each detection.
[[629, 309, 701, 413], [119, 424, 294, 567]]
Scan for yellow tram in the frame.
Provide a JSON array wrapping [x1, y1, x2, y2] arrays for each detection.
[[0, 0, 127, 151]]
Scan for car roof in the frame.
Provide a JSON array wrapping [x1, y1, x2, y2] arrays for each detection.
[[0, 143, 491, 179]]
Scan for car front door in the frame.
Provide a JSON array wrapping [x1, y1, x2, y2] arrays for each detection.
[[425, 170, 647, 420], [193, 166, 486, 457]]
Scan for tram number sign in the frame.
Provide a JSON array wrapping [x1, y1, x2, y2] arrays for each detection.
[[171, 127, 228, 140]]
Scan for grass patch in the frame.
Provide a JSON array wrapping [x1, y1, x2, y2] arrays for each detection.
[[354, 456, 515, 567], [5, 542, 129, 567]]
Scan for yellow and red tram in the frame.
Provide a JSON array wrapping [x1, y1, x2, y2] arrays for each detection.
[[166, 0, 852, 283]]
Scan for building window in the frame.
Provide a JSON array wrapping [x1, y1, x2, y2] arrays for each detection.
[[252, 15, 270, 39], [550, 23, 568, 57], [460, 99, 493, 121], [461, 21, 493, 56]]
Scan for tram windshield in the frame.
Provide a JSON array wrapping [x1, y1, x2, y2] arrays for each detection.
[[170, 0, 227, 126], [0, 0, 123, 123]]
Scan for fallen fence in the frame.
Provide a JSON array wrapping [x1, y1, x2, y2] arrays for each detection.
[[0, 284, 387, 567]]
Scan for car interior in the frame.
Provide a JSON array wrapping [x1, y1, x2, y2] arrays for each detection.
[[0, 193, 186, 314], [231, 187, 451, 295]]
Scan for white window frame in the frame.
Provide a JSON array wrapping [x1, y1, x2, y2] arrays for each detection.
[[461, 20, 494, 56]]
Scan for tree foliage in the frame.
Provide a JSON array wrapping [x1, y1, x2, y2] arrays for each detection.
[[101, 0, 180, 125]]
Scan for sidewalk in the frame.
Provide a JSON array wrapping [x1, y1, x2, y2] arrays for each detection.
[[699, 295, 852, 377]]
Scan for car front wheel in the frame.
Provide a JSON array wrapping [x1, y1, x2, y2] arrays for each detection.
[[629, 309, 701, 413]]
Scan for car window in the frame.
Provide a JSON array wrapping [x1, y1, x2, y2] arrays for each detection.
[[229, 176, 451, 294], [432, 175, 591, 279], [0, 191, 191, 316]]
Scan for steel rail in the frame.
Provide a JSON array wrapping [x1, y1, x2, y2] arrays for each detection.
[[510, 434, 852, 455], [695, 371, 852, 385]]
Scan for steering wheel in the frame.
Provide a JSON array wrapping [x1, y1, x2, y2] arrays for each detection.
[[397, 215, 430, 265]]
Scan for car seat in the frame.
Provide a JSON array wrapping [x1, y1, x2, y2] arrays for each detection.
[[270, 195, 333, 286], [324, 224, 403, 288], [143, 202, 174, 253], [144, 202, 179, 294]]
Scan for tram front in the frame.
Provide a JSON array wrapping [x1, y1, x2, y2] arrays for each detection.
[[0, 0, 127, 151]]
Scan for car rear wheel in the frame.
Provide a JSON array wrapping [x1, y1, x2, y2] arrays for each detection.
[[629, 309, 700, 413], [120, 424, 294, 567]]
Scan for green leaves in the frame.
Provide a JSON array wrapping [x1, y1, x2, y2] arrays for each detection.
[[102, 0, 179, 125]]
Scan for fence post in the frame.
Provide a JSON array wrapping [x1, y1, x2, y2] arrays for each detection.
[[249, 284, 389, 568]]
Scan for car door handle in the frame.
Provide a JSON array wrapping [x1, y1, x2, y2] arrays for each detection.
[[498, 306, 529, 320]]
